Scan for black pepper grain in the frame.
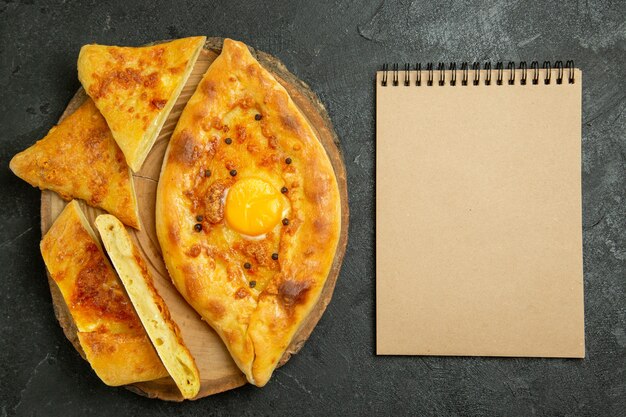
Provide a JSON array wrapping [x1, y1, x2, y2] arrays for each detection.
[[230, 169, 237, 176], [271, 253, 279, 260], [249, 280, 257, 288], [255, 114, 262, 121], [196, 215, 203, 222], [194, 223, 203, 232], [204, 169, 211, 177], [281, 186, 288, 194], [244, 262, 251, 269], [224, 137, 232, 145], [282, 218, 289, 226], [285, 157, 292, 164]]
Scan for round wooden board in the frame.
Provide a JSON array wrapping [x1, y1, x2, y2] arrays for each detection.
[[40, 38, 349, 401]]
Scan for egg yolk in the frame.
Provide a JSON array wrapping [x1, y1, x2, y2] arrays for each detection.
[[225, 178, 285, 236]]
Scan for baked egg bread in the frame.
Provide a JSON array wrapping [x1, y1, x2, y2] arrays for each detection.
[[156, 39, 341, 386], [40, 200, 168, 386], [10, 98, 140, 229], [78, 36, 206, 172], [95, 214, 200, 399]]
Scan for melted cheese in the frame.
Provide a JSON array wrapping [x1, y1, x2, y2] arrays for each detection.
[[40, 201, 167, 386], [78, 36, 206, 172], [157, 39, 341, 386], [9, 99, 140, 229]]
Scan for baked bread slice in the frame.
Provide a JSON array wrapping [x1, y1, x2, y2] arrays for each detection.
[[10, 99, 140, 229], [156, 39, 341, 386], [40, 200, 167, 386], [95, 214, 200, 399], [78, 36, 206, 172]]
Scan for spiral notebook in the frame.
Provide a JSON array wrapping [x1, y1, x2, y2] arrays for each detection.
[[376, 61, 584, 357]]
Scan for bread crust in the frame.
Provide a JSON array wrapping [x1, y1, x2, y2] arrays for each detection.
[[95, 214, 200, 399], [10, 99, 140, 229], [78, 36, 206, 172], [156, 39, 341, 386], [40, 201, 168, 386]]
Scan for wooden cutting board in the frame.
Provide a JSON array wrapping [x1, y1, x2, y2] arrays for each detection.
[[40, 37, 349, 401]]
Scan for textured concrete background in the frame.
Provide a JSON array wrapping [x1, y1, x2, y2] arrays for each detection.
[[1, 1, 625, 416]]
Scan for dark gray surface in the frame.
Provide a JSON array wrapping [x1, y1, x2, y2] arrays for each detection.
[[1, 0, 625, 416]]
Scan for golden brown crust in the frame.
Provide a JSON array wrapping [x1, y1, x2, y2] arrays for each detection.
[[10, 99, 140, 229], [156, 39, 341, 386], [78, 36, 206, 172], [129, 237, 201, 398], [40, 201, 167, 386], [78, 331, 166, 387], [94, 214, 200, 398]]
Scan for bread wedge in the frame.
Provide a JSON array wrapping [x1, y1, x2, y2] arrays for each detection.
[[10, 99, 140, 229], [95, 214, 200, 399], [78, 36, 206, 172], [40, 201, 167, 385]]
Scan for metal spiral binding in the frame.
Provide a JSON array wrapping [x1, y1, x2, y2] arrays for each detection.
[[496, 62, 504, 85], [404, 63, 410, 86], [566, 60, 575, 83], [380, 60, 575, 86], [555, 61, 563, 85], [416, 63, 422, 86], [520, 61, 527, 85], [507, 62, 515, 84], [381, 63, 388, 86], [461, 62, 468, 86], [543, 61, 551, 84], [450, 62, 457, 86], [472, 62, 480, 85], [392, 63, 399, 86], [426, 63, 434, 86], [531, 61, 539, 84], [438, 62, 445, 86]]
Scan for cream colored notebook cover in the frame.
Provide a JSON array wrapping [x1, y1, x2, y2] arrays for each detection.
[[376, 62, 584, 357]]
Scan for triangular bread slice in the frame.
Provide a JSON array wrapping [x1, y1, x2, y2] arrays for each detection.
[[10, 99, 140, 229], [40, 201, 167, 386], [78, 36, 206, 172], [95, 214, 200, 399]]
